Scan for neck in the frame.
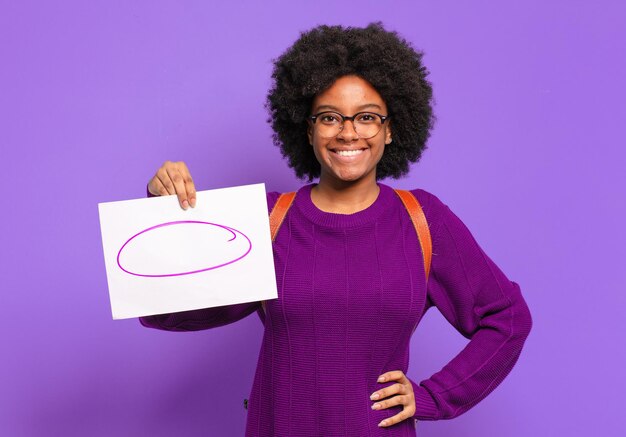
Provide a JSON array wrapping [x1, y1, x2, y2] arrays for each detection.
[[311, 174, 380, 214]]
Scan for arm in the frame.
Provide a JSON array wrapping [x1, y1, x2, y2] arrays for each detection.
[[410, 192, 533, 420], [139, 302, 262, 332]]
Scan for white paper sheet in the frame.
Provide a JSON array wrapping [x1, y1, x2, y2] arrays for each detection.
[[98, 183, 277, 319]]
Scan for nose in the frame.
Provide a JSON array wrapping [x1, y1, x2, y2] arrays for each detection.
[[337, 119, 359, 141]]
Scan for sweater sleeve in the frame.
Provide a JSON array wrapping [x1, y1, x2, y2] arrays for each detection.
[[138, 187, 282, 332], [409, 191, 533, 420], [139, 302, 263, 331]]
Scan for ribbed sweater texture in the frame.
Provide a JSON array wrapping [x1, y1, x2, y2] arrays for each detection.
[[140, 183, 533, 436]]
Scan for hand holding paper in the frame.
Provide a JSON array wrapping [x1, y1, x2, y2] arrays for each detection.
[[148, 160, 197, 209]]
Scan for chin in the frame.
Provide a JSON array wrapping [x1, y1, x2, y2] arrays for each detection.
[[330, 168, 374, 184]]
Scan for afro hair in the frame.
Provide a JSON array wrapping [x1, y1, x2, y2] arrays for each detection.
[[266, 22, 435, 181]]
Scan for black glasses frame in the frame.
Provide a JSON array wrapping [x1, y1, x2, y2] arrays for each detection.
[[309, 111, 390, 126]]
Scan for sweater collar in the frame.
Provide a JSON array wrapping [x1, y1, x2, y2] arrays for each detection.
[[294, 182, 394, 228]]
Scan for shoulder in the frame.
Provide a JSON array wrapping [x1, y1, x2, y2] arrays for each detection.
[[404, 188, 486, 253], [265, 187, 301, 214], [401, 187, 453, 237], [404, 187, 449, 218]]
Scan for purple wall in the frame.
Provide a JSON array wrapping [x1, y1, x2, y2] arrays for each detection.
[[2, 1, 624, 435]]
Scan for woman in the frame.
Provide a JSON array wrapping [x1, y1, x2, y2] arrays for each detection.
[[140, 23, 532, 436]]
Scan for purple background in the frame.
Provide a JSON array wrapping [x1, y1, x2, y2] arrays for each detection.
[[2, 1, 624, 436]]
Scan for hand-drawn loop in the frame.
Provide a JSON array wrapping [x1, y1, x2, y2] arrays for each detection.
[[116, 220, 252, 277]]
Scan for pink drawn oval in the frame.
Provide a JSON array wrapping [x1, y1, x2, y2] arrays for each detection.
[[116, 220, 252, 277]]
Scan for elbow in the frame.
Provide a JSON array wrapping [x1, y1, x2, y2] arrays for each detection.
[[138, 315, 167, 330], [480, 281, 533, 344], [475, 281, 533, 342], [517, 297, 533, 342], [510, 281, 533, 343], [139, 316, 152, 328]]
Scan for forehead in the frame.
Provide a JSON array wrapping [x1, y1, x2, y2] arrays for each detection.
[[312, 75, 386, 112]]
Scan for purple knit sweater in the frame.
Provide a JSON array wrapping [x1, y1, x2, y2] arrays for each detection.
[[140, 183, 532, 436]]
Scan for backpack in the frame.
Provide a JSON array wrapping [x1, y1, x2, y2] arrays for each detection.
[[260, 189, 432, 317]]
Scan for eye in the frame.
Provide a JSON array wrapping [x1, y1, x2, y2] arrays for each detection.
[[318, 112, 341, 124], [356, 113, 378, 123]]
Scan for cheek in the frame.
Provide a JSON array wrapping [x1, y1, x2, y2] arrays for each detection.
[[311, 141, 327, 162], [371, 145, 386, 168], [370, 138, 386, 157]]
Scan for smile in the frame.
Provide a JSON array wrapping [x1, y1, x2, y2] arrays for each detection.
[[332, 149, 366, 157]]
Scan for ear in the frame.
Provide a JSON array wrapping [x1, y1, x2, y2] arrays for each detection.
[[384, 120, 392, 145]]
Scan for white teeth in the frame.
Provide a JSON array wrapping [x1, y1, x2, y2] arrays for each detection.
[[335, 149, 364, 157]]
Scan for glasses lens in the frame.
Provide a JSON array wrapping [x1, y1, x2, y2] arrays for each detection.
[[354, 112, 382, 139], [316, 112, 342, 138]]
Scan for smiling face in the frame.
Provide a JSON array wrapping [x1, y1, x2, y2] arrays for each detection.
[[307, 75, 392, 187]]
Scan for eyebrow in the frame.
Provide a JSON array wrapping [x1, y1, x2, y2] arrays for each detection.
[[313, 103, 383, 113]]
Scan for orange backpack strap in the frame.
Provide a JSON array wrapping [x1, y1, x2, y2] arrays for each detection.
[[393, 189, 432, 282], [269, 192, 297, 242], [262, 192, 296, 315]]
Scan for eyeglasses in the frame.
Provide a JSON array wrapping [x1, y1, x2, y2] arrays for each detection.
[[308, 111, 389, 139]]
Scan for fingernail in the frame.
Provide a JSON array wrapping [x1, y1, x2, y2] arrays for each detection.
[[370, 393, 379, 400], [182, 200, 189, 210], [371, 403, 381, 410], [378, 376, 386, 382], [378, 420, 387, 427], [190, 198, 196, 208]]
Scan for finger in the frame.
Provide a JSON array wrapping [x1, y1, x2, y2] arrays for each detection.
[[166, 165, 190, 210], [156, 168, 176, 195], [370, 382, 404, 401], [371, 393, 410, 411], [178, 162, 197, 207], [377, 407, 413, 428], [149, 177, 169, 196], [378, 370, 407, 383]]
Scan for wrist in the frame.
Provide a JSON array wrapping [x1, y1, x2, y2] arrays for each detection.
[[410, 378, 440, 420]]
